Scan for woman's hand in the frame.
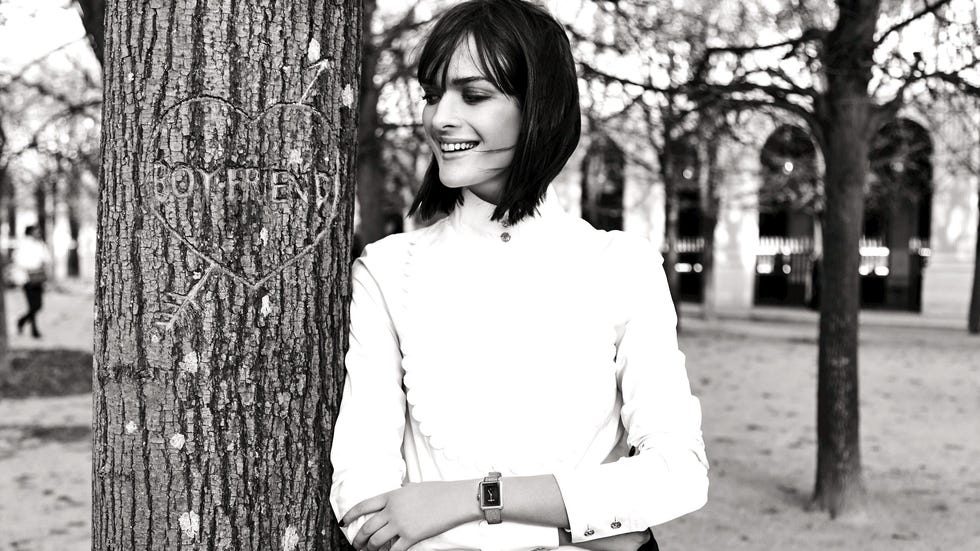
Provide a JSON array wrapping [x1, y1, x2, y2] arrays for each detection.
[[342, 480, 479, 551], [558, 528, 652, 551]]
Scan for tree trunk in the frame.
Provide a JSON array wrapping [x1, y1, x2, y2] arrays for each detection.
[[697, 136, 719, 321], [0, 163, 9, 378], [969, 192, 980, 334], [660, 127, 682, 330], [663, 165, 682, 329], [35, 180, 48, 242], [811, 0, 879, 517], [354, 0, 388, 253], [93, 2, 360, 550]]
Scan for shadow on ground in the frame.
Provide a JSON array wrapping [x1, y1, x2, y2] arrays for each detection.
[[0, 349, 93, 398]]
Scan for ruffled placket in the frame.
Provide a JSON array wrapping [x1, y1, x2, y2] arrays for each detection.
[[396, 189, 621, 477]]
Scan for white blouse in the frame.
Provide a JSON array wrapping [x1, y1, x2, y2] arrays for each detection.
[[330, 188, 708, 551]]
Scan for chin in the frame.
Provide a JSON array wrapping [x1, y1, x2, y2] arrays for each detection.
[[437, 172, 474, 189]]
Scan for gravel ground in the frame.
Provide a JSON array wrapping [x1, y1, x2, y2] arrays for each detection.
[[1, 287, 978, 551]]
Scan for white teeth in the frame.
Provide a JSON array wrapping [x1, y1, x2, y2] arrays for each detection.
[[441, 142, 477, 152]]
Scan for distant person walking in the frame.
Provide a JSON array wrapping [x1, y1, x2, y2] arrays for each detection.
[[12, 225, 51, 339]]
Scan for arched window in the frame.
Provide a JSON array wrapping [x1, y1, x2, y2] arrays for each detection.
[[756, 125, 819, 306], [865, 118, 933, 310], [666, 139, 704, 303]]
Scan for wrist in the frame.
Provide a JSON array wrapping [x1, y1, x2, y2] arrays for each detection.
[[458, 479, 485, 523]]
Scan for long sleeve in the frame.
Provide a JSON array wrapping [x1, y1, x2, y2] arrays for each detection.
[[330, 254, 408, 543], [331, 245, 561, 551], [553, 233, 709, 544]]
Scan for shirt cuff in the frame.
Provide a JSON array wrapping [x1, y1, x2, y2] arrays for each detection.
[[553, 464, 649, 544]]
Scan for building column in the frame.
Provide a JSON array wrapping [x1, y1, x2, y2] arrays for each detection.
[[708, 147, 759, 314], [922, 160, 978, 319]]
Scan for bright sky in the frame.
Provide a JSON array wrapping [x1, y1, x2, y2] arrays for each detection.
[[0, 0, 94, 74]]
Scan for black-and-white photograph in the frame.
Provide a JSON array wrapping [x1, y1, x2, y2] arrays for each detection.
[[0, 0, 978, 549]]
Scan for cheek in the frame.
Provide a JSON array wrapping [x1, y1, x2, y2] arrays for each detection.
[[500, 107, 521, 143], [421, 106, 434, 134]]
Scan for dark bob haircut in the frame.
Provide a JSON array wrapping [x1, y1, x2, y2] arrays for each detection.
[[407, 0, 581, 226]]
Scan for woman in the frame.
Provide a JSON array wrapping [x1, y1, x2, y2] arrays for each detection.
[[329, 1, 708, 550]]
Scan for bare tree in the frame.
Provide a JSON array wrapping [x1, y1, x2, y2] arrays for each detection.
[[576, 0, 979, 517], [691, 0, 980, 516], [93, 1, 360, 548], [574, 0, 743, 325]]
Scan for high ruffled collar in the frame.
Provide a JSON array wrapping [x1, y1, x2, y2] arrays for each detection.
[[450, 187, 563, 240]]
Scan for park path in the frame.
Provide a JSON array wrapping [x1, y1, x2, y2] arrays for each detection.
[[1, 286, 93, 551], [1, 286, 978, 550]]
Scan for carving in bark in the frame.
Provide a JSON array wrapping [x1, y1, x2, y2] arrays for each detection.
[[93, 2, 360, 549]]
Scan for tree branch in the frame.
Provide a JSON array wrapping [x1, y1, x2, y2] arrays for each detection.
[[704, 28, 828, 57], [874, 0, 955, 46]]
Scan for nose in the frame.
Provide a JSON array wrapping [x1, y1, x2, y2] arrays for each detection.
[[430, 94, 461, 130]]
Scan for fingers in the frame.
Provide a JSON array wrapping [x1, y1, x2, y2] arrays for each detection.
[[366, 523, 399, 551], [389, 537, 411, 551], [378, 537, 398, 551], [342, 495, 387, 527], [352, 513, 388, 549]]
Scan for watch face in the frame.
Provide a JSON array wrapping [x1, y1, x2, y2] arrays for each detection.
[[481, 482, 501, 507]]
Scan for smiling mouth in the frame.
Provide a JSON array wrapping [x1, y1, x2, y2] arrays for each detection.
[[440, 141, 479, 153]]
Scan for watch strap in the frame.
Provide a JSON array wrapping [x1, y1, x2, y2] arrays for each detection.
[[481, 471, 502, 524]]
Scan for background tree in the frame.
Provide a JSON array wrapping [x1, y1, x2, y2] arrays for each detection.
[[0, 119, 9, 376], [93, 1, 359, 548], [355, 0, 429, 251], [693, 0, 980, 515], [572, 0, 978, 516], [572, 0, 743, 324]]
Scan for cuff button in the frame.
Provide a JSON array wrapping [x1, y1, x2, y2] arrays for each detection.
[[584, 529, 595, 537], [611, 521, 622, 529]]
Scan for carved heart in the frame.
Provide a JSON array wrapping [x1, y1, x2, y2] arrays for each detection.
[[141, 96, 341, 289]]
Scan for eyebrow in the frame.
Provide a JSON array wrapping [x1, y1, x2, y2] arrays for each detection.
[[421, 76, 491, 88], [450, 76, 490, 86]]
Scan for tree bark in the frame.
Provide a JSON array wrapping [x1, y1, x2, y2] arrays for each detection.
[[93, 2, 360, 550], [969, 192, 980, 334], [811, 0, 879, 517]]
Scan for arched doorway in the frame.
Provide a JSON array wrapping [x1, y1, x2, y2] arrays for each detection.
[[670, 139, 704, 303], [755, 124, 820, 306], [865, 117, 933, 310]]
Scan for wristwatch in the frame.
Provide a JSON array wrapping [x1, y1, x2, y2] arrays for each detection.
[[477, 471, 503, 524]]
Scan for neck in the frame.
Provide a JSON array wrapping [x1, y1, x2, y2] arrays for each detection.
[[467, 182, 501, 205]]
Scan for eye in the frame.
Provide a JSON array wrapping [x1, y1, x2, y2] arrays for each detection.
[[421, 92, 441, 105], [462, 93, 490, 104]]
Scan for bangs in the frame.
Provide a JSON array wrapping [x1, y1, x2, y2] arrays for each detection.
[[416, 12, 525, 102]]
